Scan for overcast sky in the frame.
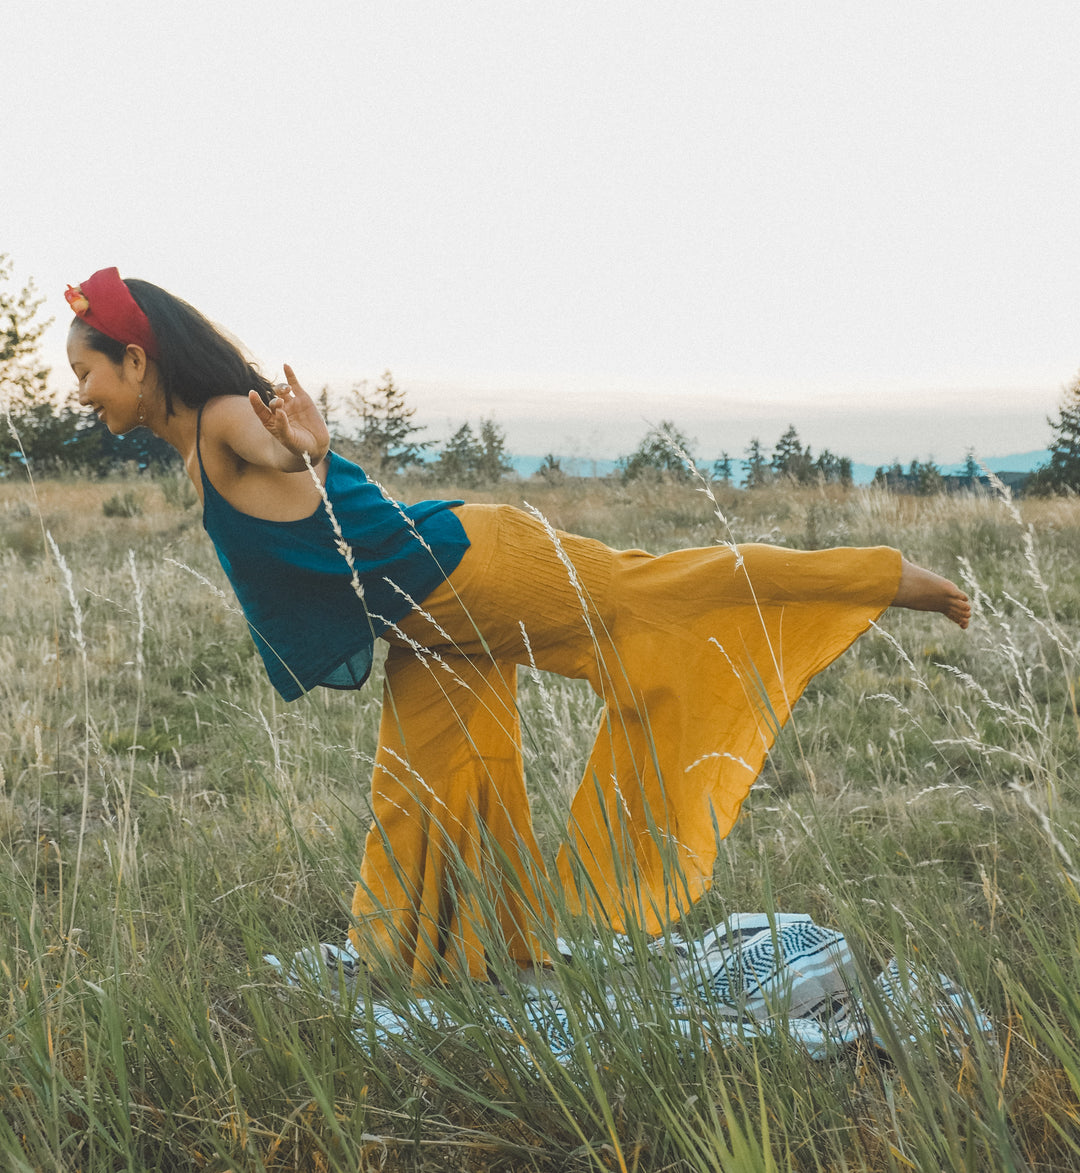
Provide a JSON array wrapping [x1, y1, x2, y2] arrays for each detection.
[[3, 2, 1078, 464]]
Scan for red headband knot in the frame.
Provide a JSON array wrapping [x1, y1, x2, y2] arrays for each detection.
[[65, 267, 159, 360]]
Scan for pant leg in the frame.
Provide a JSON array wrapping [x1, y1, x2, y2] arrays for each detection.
[[349, 504, 603, 981], [554, 540, 902, 932], [419, 515, 900, 935], [350, 615, 552, 983], [353, 505, 901, 969]]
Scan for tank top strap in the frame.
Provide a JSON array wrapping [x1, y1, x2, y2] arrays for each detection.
[[195, 403, 210, 490]]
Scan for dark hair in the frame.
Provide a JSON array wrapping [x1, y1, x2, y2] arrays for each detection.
[[72, 279, 276, 417]]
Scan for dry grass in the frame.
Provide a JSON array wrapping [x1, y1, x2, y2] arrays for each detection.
[[0, 469, 1078, 1170]]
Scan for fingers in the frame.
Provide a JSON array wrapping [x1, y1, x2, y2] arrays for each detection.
[[282, 363, 310, 399], [248, 388, 272, 421], [270, 371, 296, 411], [249, 387, 290, 433]]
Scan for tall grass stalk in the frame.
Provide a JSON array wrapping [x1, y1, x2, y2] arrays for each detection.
[[1, 471, 1079, 1168]]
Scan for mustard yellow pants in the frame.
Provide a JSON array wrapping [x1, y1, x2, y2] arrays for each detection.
[[350, 503, 901, 982]]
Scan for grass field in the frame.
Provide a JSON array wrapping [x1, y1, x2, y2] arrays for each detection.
[[1, 469, 1078, 1171]]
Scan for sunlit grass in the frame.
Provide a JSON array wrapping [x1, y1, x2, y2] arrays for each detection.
[[0, 470, 1078, 1169]]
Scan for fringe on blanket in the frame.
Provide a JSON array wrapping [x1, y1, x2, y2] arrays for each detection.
[[265, 913, 994, 1063]]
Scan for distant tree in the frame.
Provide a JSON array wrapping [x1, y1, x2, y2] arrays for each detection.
[[771, 424, 814, 483], [873, 460, 905, 491], [963, 447, 980, 481], [71, 413, 180, 474], [0, 255, 49, 406], [742, 437, 772, 489], [712, 451, 733, 485], [316, 385, 341, 444], [435, 417, 514, 486], [535, 452, 565, 483], [813, 448, 853, 486], [1029, 370, 1080, 494], [874, 459, 944, 495], [4, 395, 84, 473], [345, 370, 429, 477], [619, 420, 696, 482], [474, 417, 514, 483], [0, 255, 75, 474], [907, 458, 943, 496], [436, 422, 478, 482]]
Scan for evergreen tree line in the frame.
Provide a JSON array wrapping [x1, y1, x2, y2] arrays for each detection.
[[4, 255, 1080, 493], [616, 420, 854, 488], [325, 373, 514, 486]]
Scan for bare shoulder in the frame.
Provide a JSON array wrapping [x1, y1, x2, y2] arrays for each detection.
[[198, 394, 262, 448], [198, 394, 278, 477], [195, 394, 326, 520], [191, 396, 262, 495]]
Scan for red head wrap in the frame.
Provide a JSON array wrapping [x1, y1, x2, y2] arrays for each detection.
[[65, 267, 160, 360]]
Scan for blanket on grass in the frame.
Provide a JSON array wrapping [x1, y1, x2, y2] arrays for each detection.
[[266, 913, 994, 1062]]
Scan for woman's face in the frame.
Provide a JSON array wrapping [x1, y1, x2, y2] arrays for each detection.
[[67, 325, 144, 434]]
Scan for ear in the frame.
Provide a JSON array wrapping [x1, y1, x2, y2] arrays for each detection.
[[123, 343, 150, 381]]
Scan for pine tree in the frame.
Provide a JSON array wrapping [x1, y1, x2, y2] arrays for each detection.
[[347, 370, 428, 476], [711, 452, 733, 485], [813, 448, 853, 487], [475, 417, 514, 483], [742, 437, 771, 488], [619, 420, 696, 482], [1031, 371, 1080, 493], [316, 385, 340, 443], [771, 424, 813, 483], [71, 413, 179, 474], [535, 453, 564, 483], [907, 458, 943, 495], [435, 418, 514, 486], [0, 255, 73, 473], [873, 460, 905, 491], [435, 422, 479, 484]]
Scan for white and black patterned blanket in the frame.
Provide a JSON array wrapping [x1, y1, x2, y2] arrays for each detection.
[[267, 913, 993, 1062]]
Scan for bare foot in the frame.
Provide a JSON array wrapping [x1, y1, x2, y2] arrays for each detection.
[[892, 557, 971, 629]]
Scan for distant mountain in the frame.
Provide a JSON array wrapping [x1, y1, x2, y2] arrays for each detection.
[[946, 450, 1050, 474], [509, 450, 1051, 483], [849, 450, 1050, 485], [508, 454, 621, 478]]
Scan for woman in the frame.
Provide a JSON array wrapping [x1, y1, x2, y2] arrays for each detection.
[[66, 267, 971, 983]]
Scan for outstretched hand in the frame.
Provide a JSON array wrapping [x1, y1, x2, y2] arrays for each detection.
[[248, 365, 330, 463]]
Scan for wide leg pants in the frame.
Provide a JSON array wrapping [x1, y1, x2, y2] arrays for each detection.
[[350, 504, 901, 982]]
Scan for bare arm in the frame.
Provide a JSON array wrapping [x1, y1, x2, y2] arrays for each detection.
[[225, 364, 330, 472]]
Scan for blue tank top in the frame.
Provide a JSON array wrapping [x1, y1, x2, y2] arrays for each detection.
[[197, 410, 469, 700]]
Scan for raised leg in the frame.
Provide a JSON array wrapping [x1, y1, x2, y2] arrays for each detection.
[[891, 557, 971, 628]]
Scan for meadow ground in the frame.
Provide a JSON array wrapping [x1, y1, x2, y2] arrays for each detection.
[[0, 469, 1078, 1171]]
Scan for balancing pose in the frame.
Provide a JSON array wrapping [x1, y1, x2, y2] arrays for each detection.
[[66, 268, 971, 983]]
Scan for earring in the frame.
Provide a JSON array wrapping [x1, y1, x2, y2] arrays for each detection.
[[137, 389, 145, 424]]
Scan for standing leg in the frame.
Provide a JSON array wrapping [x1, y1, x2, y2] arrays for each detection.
[[350, 638, 552, 983]]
